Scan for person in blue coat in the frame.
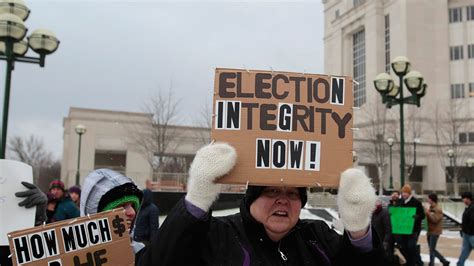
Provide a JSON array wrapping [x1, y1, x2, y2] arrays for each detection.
[[49, 179, 79, 222]]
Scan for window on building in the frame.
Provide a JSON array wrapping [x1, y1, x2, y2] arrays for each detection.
[[470, 82, 474, 97], [385, 14, 390, 73], [460, 132, 467, 143], [353, 29, 366, 107], [451, 83, 465, 98], [449, 7, 463, 23], [450, 45, 464, 60], [94, 150, 127, 174], [469, 132, 474, 142], [468, 44, 474, 59], [459, 132, 474, 143], [467, 6, 474, 20], [335, 10, 340, 19]]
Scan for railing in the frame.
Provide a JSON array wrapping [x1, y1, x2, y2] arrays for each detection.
[[307, 192, 338, 210], [446, 182, 473, 195], [148, 172, 245, 193]]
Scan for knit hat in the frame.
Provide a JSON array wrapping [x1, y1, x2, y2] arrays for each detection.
[[401, 184, 412, 194], [97, 182, 142, 212], [49, 179, 65, 191], [69, 186, 81, 195], [243, 185, 307, 210]]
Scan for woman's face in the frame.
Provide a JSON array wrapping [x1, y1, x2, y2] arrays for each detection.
[[250, 187, 302, 242]]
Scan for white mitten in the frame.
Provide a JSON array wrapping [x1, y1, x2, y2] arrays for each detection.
[[185, 143, 237, 211], [336, 168, 376, 232]]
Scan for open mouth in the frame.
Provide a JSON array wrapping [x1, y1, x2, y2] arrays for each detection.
[[272, 211, 288, 217]]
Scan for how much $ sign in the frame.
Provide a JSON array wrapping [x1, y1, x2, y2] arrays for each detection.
[[8, 209, 134, 266]]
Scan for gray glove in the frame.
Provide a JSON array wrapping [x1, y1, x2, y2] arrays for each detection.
[[15, 181, 47, 226]]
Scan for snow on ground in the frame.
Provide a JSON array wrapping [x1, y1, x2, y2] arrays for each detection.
[[420, 254, 474, 266]]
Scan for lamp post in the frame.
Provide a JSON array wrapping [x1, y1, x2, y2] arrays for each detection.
[[387, 137, 394, 189], [465, 158, 473, 193], [75, 124, 86, 186], [447, 148, 455, 185], [410, 138, 421, 180], [0, 0, 60, 159], [374, 56, 427, 187]]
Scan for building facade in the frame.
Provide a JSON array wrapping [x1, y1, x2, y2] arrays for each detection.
[[61, 107, 210, 189], [323, 0, 474, 194]]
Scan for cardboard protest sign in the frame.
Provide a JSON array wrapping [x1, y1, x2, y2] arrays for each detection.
[[389, 207, 416, 234], [211, 68, 354, 187], [0, 159, 35, 245], [8, 208, 134, 266]]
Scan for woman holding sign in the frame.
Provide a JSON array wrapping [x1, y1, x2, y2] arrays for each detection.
[[136, 143, 384, 265]]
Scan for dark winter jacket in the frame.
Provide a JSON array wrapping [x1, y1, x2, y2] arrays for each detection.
[[371, 206, 392, 245], [461, 203, 474, 235], [51, 196, 79, 222], [135, 198, 384, 265], [401, 196, 425, 234], [134, 189, 160, 242]]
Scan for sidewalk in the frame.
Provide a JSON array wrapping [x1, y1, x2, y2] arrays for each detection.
[[419, 231, 473, 265]]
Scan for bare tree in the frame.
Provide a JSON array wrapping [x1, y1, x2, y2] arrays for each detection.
[[8, 135, 58, 188], [190, 101, 212, 145], [400, 104, 426, 184], [356, 98, 396, 194], [432, 99, 474, 196], [129, 88, 181, 180]]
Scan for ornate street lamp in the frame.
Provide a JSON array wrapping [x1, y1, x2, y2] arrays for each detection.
[[75, 124, 86, 186], [465, 158, 473, 193], [387, 137, 394, 189], [0, 0, 60, 158], [374, 56, 427, 187]]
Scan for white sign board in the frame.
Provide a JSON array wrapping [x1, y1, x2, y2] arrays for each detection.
[[0, 160, 35, 245]]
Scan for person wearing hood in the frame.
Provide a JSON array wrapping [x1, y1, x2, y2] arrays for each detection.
[[136, 143, 384, 265], [133, 189, 160, 246], [80, 169, 143, 229], [80, 169, 145, 255]]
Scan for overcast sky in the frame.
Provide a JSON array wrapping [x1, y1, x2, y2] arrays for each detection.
[[3, 0, 324, 159]]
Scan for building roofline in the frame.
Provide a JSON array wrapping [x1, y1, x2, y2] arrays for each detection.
[[69, 107, 152, 118]]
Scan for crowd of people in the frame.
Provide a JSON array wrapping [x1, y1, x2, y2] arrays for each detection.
[[1, 143, 473, 265], [372, 185, 473, 266]]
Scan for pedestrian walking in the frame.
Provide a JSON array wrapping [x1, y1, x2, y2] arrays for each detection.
[[425, 193, 450, 266], [133, 189, 160, 246], [457, 192, 474, 266], [399, 184, 425, 266], [135, 143, 384, 265]]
